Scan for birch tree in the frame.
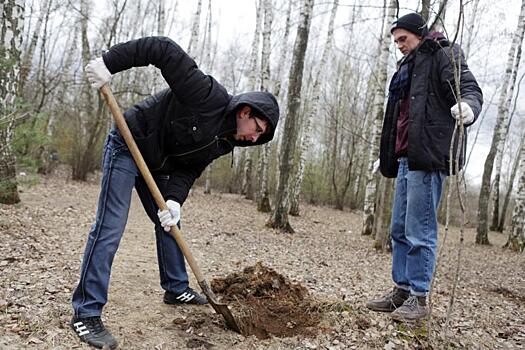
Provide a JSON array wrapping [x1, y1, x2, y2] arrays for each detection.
[[477, 0, 525, 245], [289, 0, 338, 216], [499, 130, 525, 232], [187, 0, 202, 58], [361, 0, 397, 236], [19, 0, 51, 93], [0, 0, 24, 204], [272, 0, 293, 99], [505, 147, 525, 252], [241, 0, 262, 199], [490, 42, 523, 232], [268, 0, 314, 232], [157, 0, 165, 35], [256, 0, 273, 212]]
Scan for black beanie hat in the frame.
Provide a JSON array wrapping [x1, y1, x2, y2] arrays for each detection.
[[390, 13, 429, 37]]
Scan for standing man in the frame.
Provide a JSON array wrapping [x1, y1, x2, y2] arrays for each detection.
[[366, 13, 482, 322], [70, 36, 279, 349]]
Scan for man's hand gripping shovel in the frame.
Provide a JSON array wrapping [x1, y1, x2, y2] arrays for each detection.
[[99, 85, 241, 334]]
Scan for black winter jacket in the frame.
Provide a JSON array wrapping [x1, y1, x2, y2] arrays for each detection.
[[102, 37, 280, 204], [379, 33, 483, 177]]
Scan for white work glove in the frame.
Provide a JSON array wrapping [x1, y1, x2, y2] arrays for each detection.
[[450, 102, 474, 124], [85, 57, 112, 89], [157, 200, 181, 232], [372, 159, 380, 174]]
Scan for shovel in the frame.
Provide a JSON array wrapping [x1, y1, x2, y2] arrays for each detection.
[[99, 84, 241, 334]]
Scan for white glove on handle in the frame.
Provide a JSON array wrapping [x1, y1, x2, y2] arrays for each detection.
[[85, 57, 112, 89], [157, 200, 181, 232], [450, 102, 474, 124]]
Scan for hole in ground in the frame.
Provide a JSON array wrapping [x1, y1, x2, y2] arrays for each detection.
[[211, 262, 323, 339]]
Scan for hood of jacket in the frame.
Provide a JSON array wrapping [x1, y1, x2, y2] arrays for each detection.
[[418, 31, 449, 53], [221, 91, 280, 147]]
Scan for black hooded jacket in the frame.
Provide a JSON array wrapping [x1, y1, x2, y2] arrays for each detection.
[[379, 32, 483, 177], [102, 37, 279, 204]]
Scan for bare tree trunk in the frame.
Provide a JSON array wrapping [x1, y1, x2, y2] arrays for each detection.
[[421, 0, 430, 21], [187, 0, 202, 58], [199, 0, 213, 70], [490, 153, 504, 232], [256, 0, 273, 213], [362, 0, 396, 235], [268, 0, 314, 232], [429, 0, 449, 33], [477, 0, 525, 245], [491, 41, 522, 232], [290, 0, 338, 216], [0, 0, 24, 204], [463, 0, 481, 60], [241, 0, 263, 200], [19, 0, 50, 93], [373, 177, 394, 251], [504, 147, 525, 252], [272, 0, 293, 99], [241, 154, 253, 198], [71, 0, 127, 181], [157, 0, 165, 35], [499, 131, 525, 232]]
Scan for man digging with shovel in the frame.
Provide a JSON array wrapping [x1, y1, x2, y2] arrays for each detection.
[[70, 36, 279, 349]]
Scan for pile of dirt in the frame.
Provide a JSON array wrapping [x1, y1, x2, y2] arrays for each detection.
[[211, 262, 323, 339]]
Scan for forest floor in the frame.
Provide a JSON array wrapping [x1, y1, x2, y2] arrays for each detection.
[[1, 168, 524, 349]]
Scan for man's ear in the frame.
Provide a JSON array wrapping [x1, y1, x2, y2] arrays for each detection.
[[238, 105, 251, 119]]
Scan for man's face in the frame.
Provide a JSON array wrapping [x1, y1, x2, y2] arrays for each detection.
[[233, 106, 269, 142], [392, 28, 422, 56]]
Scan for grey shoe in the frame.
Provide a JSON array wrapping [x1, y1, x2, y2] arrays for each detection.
[[391, 295, 429, 322], [366, 287, 410, 312]]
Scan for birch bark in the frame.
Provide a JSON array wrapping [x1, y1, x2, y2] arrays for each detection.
[[289, 0, 338, 216], [268, 0, 314, 232], [477, 0, 525, 244], [0, 0, 24, 204], [242, 0, 262, 199], [361, 0, 397, 235], [256, 0, 273, 212], [505, 147, 525, 252]]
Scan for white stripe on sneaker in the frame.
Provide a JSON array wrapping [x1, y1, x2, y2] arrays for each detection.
[[175, 292, 195, 302], [73, 322, 90, 336]]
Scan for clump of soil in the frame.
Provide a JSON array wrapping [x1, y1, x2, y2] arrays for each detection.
[[211, 262, 323, 339]]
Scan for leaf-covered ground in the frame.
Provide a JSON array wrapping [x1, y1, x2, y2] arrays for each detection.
[[1, 169, 524, 349]]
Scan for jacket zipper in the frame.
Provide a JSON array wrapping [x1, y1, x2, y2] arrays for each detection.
[[151, 135, 232, 171]]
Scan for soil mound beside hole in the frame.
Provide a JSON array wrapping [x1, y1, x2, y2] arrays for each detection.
[[211, 262, 322, 339]]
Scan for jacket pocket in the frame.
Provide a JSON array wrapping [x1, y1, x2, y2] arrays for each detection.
[[423, 124, 453, 168], [134, 131, 163, 170]]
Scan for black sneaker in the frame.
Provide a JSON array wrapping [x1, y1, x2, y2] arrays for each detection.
[[70, 316, 118, 349], [163, 287, 208, 305]]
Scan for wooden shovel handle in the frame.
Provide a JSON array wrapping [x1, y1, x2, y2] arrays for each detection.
[[99, 84, 206, 283]]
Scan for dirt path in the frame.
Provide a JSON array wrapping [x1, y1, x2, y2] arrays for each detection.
[[1, 170, 524, 349]]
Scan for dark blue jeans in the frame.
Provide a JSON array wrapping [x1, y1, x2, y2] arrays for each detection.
[[390, 157, 446, 296], [72, 129, 188, 318]]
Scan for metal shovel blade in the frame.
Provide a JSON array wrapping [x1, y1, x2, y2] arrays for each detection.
[[198, 280, 241, 333]]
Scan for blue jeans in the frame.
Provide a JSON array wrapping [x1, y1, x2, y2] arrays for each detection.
[[72, 129, 188, 318], [390, 157, 446, 296]]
